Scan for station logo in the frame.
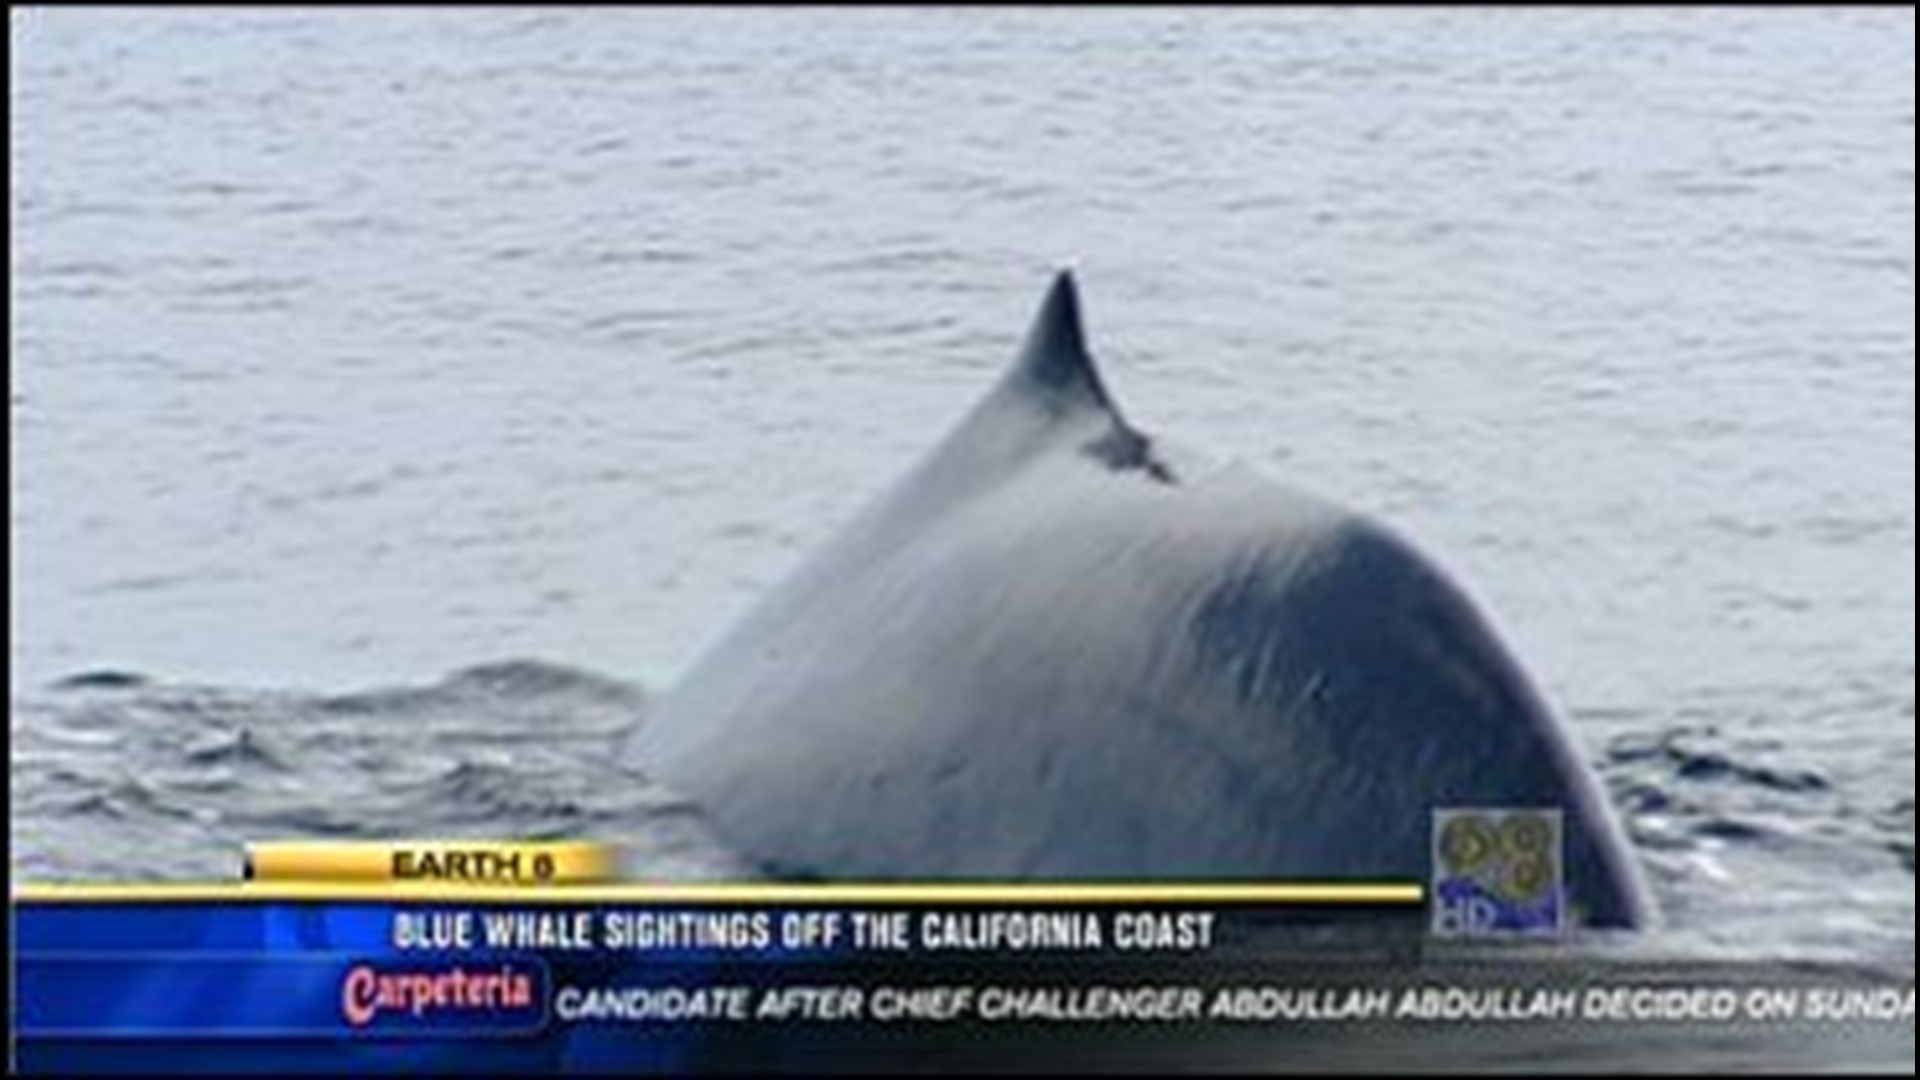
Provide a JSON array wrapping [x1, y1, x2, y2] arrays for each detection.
[[1431, 808, 1566, 939], [340, 960, 546, 1032]]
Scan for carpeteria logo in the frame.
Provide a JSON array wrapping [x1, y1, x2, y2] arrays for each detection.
[[341, 963, 538, 1028]]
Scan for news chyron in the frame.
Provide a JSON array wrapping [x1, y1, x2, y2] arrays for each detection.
[[11, 824, 1913, 1075]]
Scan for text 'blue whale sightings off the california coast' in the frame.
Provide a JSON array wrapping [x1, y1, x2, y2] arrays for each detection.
[[632, 272, 1655, 929]]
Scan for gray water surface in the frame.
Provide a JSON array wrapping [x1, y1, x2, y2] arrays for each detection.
[[9, 8, 1914, 970]]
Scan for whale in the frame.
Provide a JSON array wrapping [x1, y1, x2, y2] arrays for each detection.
[[630, 271, 1655, 929]]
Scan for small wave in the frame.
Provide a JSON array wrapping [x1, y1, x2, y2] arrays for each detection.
[[1673, 753, 1830, 794], [1610, 780, 1688, 816], [229, 808, 372, 839], [319, 658, 646, 716], [423, 759, 588, 821], [153, 770, 244, 797], [439, 659, 639, 700], [1886, 803, 1914, 873], [1691, 817, 1773, 844], [58, 780, 200, 825], [53, 791, 126, 821], [181, 727, 291, 772], [1605, 728, 1831, 795], [50, 670, 152, 692], [1621, 814, 1695, 854]]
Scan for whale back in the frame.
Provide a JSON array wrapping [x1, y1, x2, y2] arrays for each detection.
[[631, 273, 1653, 929]]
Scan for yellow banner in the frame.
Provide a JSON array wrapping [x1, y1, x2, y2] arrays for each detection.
[[243, 840, 622, 885]]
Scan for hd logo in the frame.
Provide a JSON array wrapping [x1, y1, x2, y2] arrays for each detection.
[[1431, 808, 1567, 939]]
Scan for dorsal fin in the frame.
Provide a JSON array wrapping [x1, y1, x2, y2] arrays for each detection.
[[1006, 270, 1120, 416]]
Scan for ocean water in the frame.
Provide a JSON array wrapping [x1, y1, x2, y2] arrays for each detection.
[[9, 8, 1914, 970]]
